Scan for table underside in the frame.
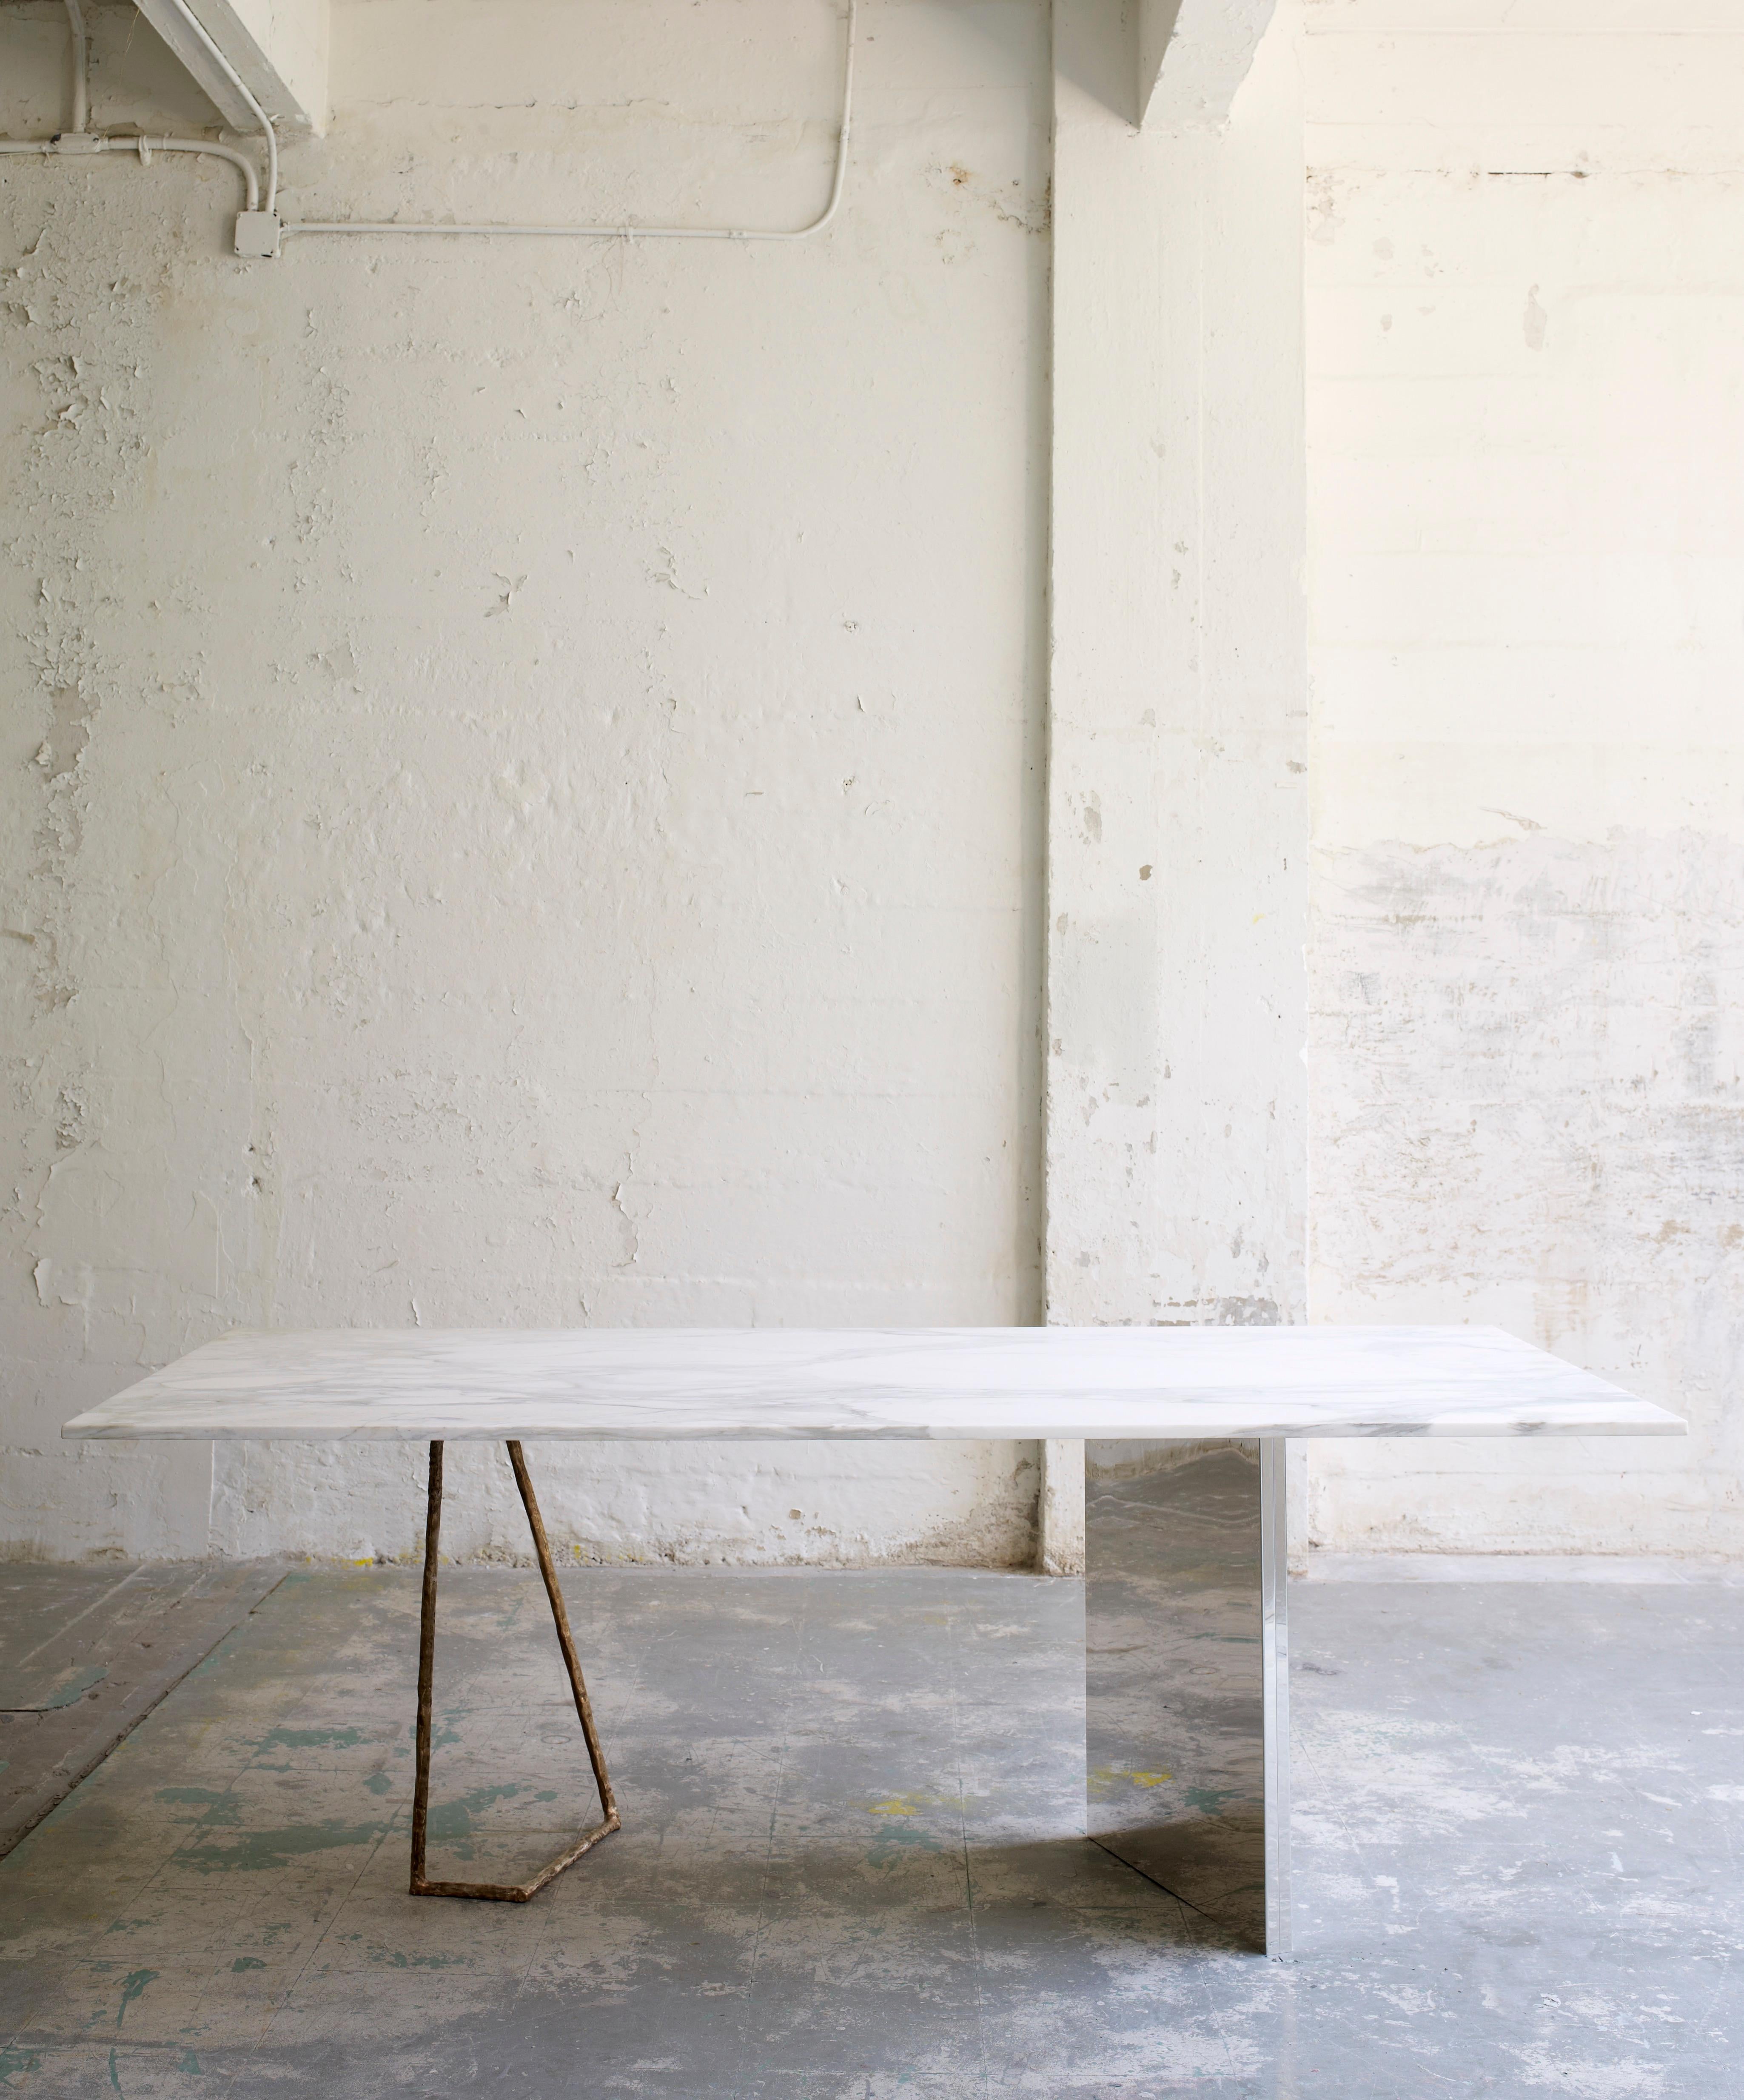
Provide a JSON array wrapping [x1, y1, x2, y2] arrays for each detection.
[[408, 1434, 1294, 1954]]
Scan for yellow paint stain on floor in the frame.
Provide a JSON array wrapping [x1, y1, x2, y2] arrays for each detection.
[[1087, 1766, 1172, 1794]]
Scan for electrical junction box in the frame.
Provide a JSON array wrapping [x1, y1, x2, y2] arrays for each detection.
[[234, 211, 281, 259]]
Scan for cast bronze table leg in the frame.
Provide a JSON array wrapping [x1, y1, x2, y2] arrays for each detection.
[[409, 1439, 620, 1901]]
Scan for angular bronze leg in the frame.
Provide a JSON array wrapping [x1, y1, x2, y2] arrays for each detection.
[[409, 1439, 621, 1901]]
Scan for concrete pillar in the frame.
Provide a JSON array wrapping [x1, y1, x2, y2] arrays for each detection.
[[1039, 1437, 1086, 1574], [1045, 0, 1309, 1550]]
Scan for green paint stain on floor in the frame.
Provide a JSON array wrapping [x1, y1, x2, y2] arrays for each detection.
[[157, 1786, 241, 1828], [0, 2049, 43, 2090], [426, 1783, 523, 1841], [364, 1771, 394, 1795], [117, 1969, 158, 2025], [865, 1823, 946, 1869], [254, 1726, 367, 1752], [231, 1956, 268, 1972], [1183, 1787, 1243, 1815], [180, 1821, 387, 1872], [177, 2051, 204, 2075]]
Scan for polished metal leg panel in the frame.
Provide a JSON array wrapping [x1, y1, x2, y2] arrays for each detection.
[[1085, 1437, 1291, 1957], [409, 1439, 620, 1902]]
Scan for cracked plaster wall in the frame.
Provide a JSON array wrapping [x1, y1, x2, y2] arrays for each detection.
[[1304, 0, 1744, 1556], [0, 0, 1050, 1565]]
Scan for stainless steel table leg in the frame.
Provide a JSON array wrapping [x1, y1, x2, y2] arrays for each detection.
[[1085, 1436, 1291, 1957]]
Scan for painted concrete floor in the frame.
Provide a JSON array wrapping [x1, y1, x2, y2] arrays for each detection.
[[0, 1564, 284, 1860], [0, 1564, 1739, 2098]]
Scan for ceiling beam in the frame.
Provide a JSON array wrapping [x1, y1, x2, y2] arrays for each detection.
[[134, 0, 329, 137], [1139, 0, 1278, 132]]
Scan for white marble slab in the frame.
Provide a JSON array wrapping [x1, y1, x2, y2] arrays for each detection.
[[60, 1326, 1685, 1443]]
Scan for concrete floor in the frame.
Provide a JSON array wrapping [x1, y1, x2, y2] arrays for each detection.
[[0, 1563, 1739, 2097], [0, 1564, 283, 1860]]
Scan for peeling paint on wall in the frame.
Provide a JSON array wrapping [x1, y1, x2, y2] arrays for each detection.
[[0, 0, 1051, 1565]]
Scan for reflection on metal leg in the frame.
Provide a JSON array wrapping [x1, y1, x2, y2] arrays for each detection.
[[409, 1439, 620, 1901], [1260, 1436, 1290, 1955], [1085, 1437, 1291, 1957]]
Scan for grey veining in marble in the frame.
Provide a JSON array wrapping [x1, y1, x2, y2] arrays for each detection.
[[60, 1325, 1686, 1442]]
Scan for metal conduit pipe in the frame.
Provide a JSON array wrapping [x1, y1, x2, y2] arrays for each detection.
[[0, 133, 259, 213], [3, 0, 851, 258], [151, 0, 277, 216], [0, 0, 276, 248], [280, 0, 855, 247], [63, 0, 88, 136]]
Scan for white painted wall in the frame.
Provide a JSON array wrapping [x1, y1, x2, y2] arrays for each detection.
[[6, 0, 1738, 1570], [1303, 0, 1744, 1556], [1047, 0, 1308, 1336], [0, 0, 1050, 1565]]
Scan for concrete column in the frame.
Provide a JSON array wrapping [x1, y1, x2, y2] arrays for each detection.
[[1045, 0, 1309, 1545], [1038, 1437, 1087, 1574]]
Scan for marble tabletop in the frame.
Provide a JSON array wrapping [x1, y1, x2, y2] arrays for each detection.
[[60, 1326, 1685, 1443]]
